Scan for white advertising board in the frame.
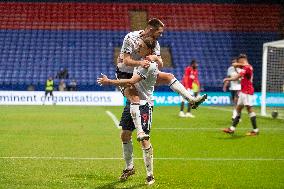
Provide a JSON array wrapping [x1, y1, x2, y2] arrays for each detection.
[[0, 91, 124, 106]]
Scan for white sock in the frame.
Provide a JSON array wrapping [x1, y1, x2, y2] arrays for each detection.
[[253, 128, 259, 133], [249, 112, 256, 117], [230, 126, 236, 131], [232, 109, 237, 119], [143, 145, 153, 177], [169, 79, 195, 102], [130, 103, 144, 134], [122, 140, 134, 170]]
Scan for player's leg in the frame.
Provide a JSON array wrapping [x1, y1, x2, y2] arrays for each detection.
[[119, 103, 136, 181], [50, 91, 56, 105], [223, 104, 243, 134], [139, 103, 154, 185], [157, 71, 207, 107], [179, 97, 186, 117], [157, 72, 195, 101], [124, 87, 149, 141], [43, 91, 48, 105], [185, 91, 197, 118], [120, 130, 135, 181], [223, 93, 244, 134], [231, 90, 239, 120], [141, 139, 154, 185], [245, 98, 259, 136]]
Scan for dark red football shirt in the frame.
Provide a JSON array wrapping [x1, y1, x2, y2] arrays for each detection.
[[239, 65, 254, 95], [182, 66, 199, 89]]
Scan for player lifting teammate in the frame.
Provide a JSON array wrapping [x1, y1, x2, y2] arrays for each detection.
[[99, 37, 159, 185], [111, 18, 207, 185], [116, 18, 207, 141], [99, 35, 207, 185]]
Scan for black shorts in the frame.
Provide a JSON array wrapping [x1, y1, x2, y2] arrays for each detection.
[[115, 67, 133, 79], [45, 90, 53, 96], [115, 67, 133, 95], [119, 101, 153, 134], [230, 90, 239, 101]]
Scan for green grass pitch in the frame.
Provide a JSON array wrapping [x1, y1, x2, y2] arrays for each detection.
[[0, 105, 283, 188]]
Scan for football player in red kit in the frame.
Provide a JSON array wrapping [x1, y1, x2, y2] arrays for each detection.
[[179, 59, 200, 118]]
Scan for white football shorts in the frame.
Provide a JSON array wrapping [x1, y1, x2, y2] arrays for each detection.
[[237, 92, 253, 106]]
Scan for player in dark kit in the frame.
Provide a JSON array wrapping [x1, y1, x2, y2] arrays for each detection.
[[223, 54, 259, 136]]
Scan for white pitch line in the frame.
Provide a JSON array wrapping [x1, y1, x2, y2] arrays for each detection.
[[105, 108, 283, 131], [153, 128, 284, 131], [0, 157, 283, 161], [205, 106, 284, 120], [105, 110, 121, 129]]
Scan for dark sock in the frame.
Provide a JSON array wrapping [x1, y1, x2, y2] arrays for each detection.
[[232, 115, 241, 127], [250, 116, 257, 129], [187, 103, 191, 113], [180, 102, 184, 111]]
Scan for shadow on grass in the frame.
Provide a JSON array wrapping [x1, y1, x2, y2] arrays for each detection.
[[216, 134, 246, 140], [94, 180, 145, 189], [68, 173, 146, 189], [68, 173, 114, 181]]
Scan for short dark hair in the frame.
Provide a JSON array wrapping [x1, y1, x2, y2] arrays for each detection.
[[237, 53, 248, 60], [191, 59, 197, 65], [142, 36, 157, 50], [147, 18, 164, 29], [231, 58, 237, 62]]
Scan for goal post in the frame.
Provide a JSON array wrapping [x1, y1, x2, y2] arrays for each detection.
[[261, 40, 284, 116]]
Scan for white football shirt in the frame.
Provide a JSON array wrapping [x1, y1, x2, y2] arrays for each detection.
[[117, 30, 161, 73], [227, 66, 241, 91], [133, 62, 158, 102]]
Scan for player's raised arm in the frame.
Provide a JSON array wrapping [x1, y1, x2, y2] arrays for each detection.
[[223, 73, 241, 82], [97, 73, 142, 87], [123, 53, 150, 68], [120, 33, 150, 68], [223, 80, 229, 92]]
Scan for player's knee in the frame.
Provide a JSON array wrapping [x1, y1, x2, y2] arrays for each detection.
[[141, 139, 151, 149], [166, 73, 175, 81], [120, 130, 132, 142], [129, 96, 140, 104], [246, 106, 253, 113]]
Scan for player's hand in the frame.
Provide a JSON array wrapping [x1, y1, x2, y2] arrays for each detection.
[[146, 55, 163, 68], [223, 78, 229, 83], [146, 55, 157, 61], [140, 60, 150, 69], [223, 86, 227, 92], [97, 73, 109, 86]]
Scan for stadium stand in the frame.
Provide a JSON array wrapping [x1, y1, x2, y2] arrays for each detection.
[[0, 2, 282, 91]]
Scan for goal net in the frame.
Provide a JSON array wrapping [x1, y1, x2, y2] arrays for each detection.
[[261, 40, 284, 116]]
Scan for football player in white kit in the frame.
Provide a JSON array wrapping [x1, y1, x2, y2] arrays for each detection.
[[98, 39, 158, 185], [116, 18, 206, 142], [98, 36, 206, 185], [223, 58, 241, 120]]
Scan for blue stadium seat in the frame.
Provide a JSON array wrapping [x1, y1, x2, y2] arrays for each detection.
[[0, 26, 279, 91]]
